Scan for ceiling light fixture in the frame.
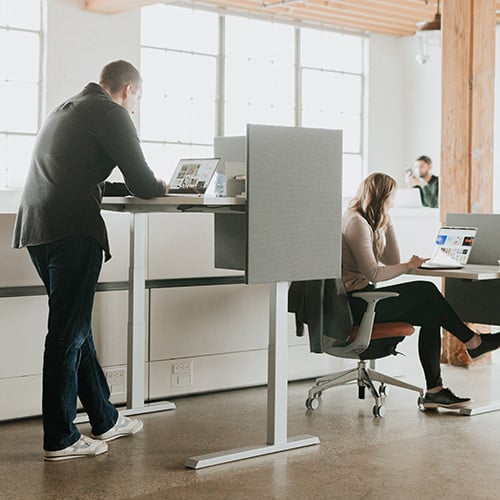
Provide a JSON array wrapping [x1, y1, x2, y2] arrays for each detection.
[[415, 0, 441, 64], [417, 0, 441, 32]]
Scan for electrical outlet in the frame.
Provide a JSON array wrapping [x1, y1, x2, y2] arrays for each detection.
[[171, 359, 193, 387], [173, 361, 192, 374], [105, 367, 126, 397]]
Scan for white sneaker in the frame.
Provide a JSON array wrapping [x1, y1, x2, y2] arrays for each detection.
[[92, 416, 143, 442], [44, 435, 108, 462]]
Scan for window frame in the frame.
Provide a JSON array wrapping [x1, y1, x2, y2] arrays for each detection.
[[0, 0, 43, 191], [140, 3, 367, 196]]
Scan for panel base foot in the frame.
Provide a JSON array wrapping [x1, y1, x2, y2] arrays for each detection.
[[459, 400, 500, 416], [74, 400, 176, 424], [185, 434, 320, 469]]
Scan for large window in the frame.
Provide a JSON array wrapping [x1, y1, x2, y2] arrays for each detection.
[[224, 16, 295, 136], [0, 0, 41, 189], [140, 4, 366, 195], [301, 29, 364, 196], [140, 4, 218, 183]]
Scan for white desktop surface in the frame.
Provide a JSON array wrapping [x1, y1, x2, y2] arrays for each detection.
[[101, 195, 245, 212], [412, 264, 500, 281]]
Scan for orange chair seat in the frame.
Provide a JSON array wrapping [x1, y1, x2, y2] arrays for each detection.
[[350, 322, 415, 341]]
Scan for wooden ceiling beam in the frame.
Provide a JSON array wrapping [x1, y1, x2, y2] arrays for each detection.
[[207, 0, 415, 34], [300, 1, 422, 28], [85, 0, 159, 14], [84, 0, 500, 36], [324, 0, 436, 18]]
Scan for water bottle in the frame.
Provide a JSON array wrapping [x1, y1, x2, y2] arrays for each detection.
[[215, 172, 226, 197]]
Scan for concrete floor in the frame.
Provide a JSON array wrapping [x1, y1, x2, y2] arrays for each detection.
[[2, 362, 500, 500]]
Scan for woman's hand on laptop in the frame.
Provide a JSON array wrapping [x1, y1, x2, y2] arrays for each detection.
[[406, 255, 429, 271]]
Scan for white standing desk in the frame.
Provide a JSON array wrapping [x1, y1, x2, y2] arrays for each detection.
[[101, 195, 319, 468], [412, 264, 500, 281], [412, 264, 500, 416]]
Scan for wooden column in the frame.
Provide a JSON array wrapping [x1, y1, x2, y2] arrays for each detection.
[[440, 0, 496, 366]]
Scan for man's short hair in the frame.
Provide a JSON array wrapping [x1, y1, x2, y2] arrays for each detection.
[[99, 60, 142, 94], [416, 155, 432, 165]]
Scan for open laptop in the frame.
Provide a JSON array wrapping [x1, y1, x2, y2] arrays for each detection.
[[420, 226, 478, 269], [392, 188, 423, 208], [167, 158, 220, 197]]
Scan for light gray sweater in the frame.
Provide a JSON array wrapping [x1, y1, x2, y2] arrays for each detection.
[[342, 210, 409, 292]]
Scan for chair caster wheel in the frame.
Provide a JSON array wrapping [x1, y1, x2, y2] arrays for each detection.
[[417, 396, 425, 410], [305, 397, 320, 410], [379, 384, 388, 397], [373, 405, 385, 417]]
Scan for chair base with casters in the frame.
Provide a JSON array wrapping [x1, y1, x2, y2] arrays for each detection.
[[304, 290, 424, 417]]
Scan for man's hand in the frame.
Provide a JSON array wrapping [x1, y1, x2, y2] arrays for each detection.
[[405, 171, 425, 188], [160, 180, 170, 195]]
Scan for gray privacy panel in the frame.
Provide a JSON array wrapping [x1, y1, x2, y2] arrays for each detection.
[[445, 213, 500, 325], [446, 213, 500, 265], [246, 125, 342, 284], [214, 213, 246, 271]]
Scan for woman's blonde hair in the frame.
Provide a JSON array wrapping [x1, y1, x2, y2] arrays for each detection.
[[348, 172, 397, 259]]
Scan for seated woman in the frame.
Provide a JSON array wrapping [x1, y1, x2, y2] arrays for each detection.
[[342, 172, 500, 410]]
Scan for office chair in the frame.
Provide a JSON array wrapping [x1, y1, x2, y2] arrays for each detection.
[[289, 279, 423, 417]]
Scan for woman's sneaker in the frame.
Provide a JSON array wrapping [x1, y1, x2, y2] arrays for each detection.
[[44, 435, 108, 461], [92, 416, 143, 442], [467, 332, 500, 360], [422, 388, 471, 410]]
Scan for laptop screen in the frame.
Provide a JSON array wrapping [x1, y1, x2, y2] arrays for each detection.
[[432, 226, 478, 265], [168, 158, 220, 194]]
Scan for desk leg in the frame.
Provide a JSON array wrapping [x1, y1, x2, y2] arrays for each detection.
[[121, 213, 176, 416], [124, 213, 175, 415], [185, 281, 319, 469]]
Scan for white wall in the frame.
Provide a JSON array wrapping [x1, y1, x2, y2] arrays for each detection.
[[367, 33, 442, 186], [367, 34, 405, 182], [44, 0, 141, 114]]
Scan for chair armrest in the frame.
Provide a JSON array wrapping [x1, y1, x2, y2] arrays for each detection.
[[324, 291, 399, 359], [352, 291, 399, 302]]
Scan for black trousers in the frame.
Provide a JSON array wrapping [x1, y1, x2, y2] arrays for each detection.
[[348, 281, 475, 390]]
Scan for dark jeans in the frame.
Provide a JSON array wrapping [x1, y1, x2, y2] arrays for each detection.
[[348, 281, 475, 390], [28, 236, 118, 451]]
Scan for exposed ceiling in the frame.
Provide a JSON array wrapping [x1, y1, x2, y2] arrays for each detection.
[[86, 0, 500, 36]]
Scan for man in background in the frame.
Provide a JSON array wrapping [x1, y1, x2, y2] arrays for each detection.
[[13, 60, 168, 461], [405, 155, 439, 208]]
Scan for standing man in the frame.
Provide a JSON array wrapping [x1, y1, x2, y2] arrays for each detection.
[[12, 60, 168, 461], [405, 155, 439, 208]]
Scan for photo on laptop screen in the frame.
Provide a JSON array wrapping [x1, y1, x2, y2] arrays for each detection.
[[168, 158, 220, 195], [420, 226, 478, 269]]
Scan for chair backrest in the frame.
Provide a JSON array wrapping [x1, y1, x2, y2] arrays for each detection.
[[322, 278, 374, 359], [288, 279, 413, 360], [321, 278, 354, 349]]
